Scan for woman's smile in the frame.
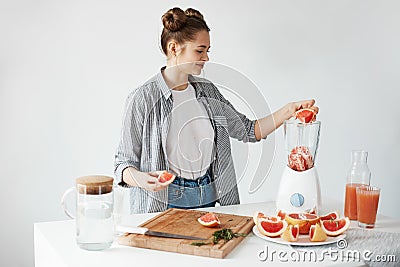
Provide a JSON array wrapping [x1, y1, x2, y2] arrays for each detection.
[[195, 62, 205, 68]]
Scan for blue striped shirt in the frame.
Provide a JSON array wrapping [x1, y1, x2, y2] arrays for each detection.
[[114, 68, 265, 213]]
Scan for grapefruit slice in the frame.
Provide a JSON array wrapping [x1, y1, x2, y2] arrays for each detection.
[[288, 146, 314, 171], [295, 108, 316, 123], [319, 211, 339, 221], [253, 211, 281, 225], [309, 223, 327, 242], [321, 217, 350, 236], [281, 224, 299, 242], [285, 213, 320, 234], [277, 210, 286, 220], [157, 171, 176, 186], [257, 218, 288, 237], [198, 212, 220, 228], [306, 207, 317, 215]]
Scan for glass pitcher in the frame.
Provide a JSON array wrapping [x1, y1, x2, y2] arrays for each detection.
[[61, 175, 114, 250], [344, 150, 371, 220]]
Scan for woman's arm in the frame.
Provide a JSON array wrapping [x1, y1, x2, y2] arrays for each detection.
[[114, 91, 144, 180], [254, 99, 318, 141], [114, 90, 170, 192]]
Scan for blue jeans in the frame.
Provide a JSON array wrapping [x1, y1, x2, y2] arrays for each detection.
[[167, 170, 217, 209]]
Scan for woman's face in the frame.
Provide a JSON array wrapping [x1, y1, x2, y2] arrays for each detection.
[[173, 31, 210, 75]]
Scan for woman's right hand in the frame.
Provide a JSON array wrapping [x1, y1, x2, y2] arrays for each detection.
[[122, 167, 168, 192]]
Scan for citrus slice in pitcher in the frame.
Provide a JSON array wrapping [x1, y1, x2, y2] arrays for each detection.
[[288, 146, 314, 171]]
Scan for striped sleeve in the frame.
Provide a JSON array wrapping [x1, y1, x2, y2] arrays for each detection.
[[114, 89, 145, 183], [213, 86, 265, 143]]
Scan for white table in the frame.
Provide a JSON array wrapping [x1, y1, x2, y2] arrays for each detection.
[[34, 200, 399, 267]]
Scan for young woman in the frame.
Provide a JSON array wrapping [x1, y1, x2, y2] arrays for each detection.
[[114, 7, 318, 214]]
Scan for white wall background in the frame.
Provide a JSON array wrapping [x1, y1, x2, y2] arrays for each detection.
[[1, 0, 399, 266]]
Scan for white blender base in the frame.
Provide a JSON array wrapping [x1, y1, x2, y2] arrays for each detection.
[[276, 166, 322, 213]]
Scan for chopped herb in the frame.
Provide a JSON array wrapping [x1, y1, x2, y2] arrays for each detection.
[[212, 228, 248, 244], [234, 233, 248, 237]]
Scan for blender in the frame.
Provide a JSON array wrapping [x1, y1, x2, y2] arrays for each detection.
[[276, 120, 322, 214]]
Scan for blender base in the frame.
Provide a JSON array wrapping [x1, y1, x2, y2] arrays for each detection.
[[276, 166, 322, 214]]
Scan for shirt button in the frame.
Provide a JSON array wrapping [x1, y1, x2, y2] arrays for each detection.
[[218, 190, 222, 194]]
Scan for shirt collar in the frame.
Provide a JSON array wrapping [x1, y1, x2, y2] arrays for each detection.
[[156, 67, 172, 100], [157, 66, 207, 99]]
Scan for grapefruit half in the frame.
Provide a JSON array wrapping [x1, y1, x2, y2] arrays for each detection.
[[285, 213, 320, 234], [198, 212, 221, 228]]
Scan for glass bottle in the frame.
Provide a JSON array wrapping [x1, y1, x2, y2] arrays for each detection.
[[344, 150, 371, 220]]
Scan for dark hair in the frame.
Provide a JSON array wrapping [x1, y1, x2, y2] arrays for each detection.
[[161, 7, 210, 56]]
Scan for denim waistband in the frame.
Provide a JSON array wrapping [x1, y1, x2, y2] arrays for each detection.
[[171, 170, 212, 188]]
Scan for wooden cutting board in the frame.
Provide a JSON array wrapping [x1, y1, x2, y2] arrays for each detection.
[[118, 208, 254, 258]]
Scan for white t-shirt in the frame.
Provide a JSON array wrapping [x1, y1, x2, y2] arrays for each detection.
[[166, 84, 215, 179]]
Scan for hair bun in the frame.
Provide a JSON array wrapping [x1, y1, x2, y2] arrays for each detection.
[[184, 8, 204, 20], [162, 7, 187, 32]]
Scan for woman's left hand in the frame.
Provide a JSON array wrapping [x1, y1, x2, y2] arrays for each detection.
[[286, 99, 319, 120]]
